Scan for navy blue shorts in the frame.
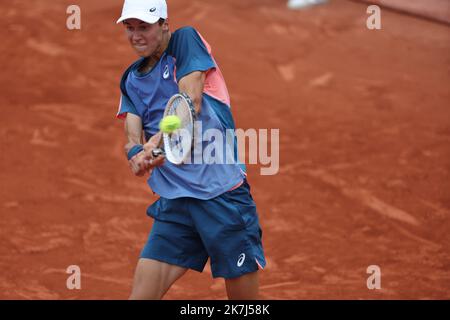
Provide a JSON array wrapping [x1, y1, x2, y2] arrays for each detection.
[[141, 179, 266, 279]]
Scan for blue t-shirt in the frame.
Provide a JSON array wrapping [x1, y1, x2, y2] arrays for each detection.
[[117, 26, 245, 200]]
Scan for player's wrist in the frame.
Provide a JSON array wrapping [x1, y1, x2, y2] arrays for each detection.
[[127, 144, 144, 160]]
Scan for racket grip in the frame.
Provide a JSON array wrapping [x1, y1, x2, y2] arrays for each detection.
[[152, 148, 165, 158]]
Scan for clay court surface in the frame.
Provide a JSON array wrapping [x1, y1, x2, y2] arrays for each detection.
[[0, 0, 449, 299]]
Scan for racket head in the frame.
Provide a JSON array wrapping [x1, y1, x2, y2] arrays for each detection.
[[162, 93, 196, 165]]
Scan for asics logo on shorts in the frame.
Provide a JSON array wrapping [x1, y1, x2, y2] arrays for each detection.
[[237, 253, 246, 267], [149, 7, 156, 12]]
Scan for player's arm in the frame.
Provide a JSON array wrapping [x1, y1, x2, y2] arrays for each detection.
[[124, 112, 144, 154], [168, 27, 214, 114], [124, 113, 164, 176], [178, 71, 206, 114], [124, 113, 148, 177]]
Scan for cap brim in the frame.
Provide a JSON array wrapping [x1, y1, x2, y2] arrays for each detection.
[[116, 11, 160, 24]]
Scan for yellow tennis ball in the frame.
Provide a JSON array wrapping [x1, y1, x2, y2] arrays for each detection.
[[159, 115, 181, 133]]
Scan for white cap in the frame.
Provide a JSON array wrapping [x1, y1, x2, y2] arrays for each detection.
[[116, 0, 168, 24]]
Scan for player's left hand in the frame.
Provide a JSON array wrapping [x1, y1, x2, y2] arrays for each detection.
[[143, 132, 165, 169]]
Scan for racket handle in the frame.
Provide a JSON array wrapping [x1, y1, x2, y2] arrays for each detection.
[[152, 148, 165, 158], [150, 132, 165, 158]]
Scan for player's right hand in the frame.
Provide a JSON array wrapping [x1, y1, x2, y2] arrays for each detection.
[[128, 150, 150, 177]]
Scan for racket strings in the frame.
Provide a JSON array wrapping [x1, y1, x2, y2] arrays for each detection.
[[165, 97, 194, 162]]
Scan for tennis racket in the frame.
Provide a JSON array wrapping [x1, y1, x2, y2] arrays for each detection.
[[151, 92, 196, 165]]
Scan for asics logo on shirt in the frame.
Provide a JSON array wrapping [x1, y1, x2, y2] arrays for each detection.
[[163, 65, 170, 79], [149, 7, 156, 12], [237, 253, 246, 267]]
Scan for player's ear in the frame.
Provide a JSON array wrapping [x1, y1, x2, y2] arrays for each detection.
[[162, 18, 169, 31]]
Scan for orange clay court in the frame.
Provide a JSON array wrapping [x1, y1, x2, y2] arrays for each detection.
[[0, 0, 449, 299]]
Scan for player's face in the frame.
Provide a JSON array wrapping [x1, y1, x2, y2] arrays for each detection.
[[123, 19, 165, 58]]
